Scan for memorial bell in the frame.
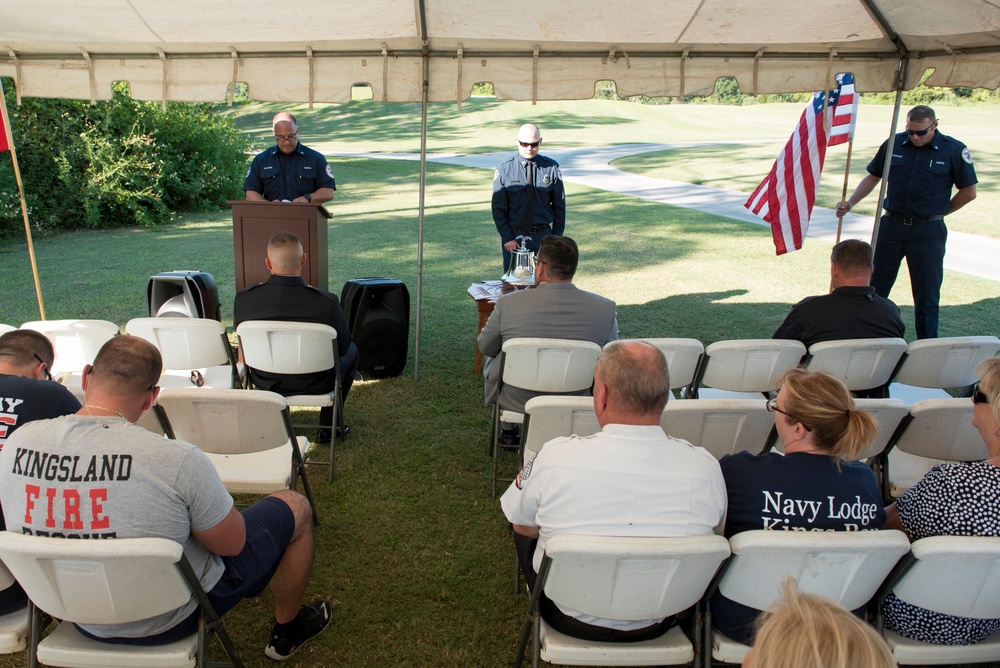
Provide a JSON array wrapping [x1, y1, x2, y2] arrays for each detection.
[[501, 235, 536, 285]]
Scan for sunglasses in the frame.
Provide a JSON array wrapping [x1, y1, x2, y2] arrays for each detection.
[[973, 382, 989, 405], [518, 140, 540, 148], [906, 125, 935, 137]]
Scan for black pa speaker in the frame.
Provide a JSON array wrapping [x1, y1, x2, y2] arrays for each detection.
[[147, 271, 222, 321], [341, 277, 410, 379]]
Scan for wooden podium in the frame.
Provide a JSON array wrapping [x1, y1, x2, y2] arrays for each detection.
[[229, 200, 331, 291]]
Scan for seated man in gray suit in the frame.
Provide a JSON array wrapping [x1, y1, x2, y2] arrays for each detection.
[[478, 235, 618, 445]]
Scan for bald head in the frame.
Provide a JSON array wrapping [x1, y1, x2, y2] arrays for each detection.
[[265, 231, 306, 276], [273, 112, 299, 154], [516, 123, 542, 160], [86, 336, 161, 399], [594, 341, 670, 425]]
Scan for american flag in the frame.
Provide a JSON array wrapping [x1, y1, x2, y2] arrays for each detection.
[[745, 73, 857, 255]]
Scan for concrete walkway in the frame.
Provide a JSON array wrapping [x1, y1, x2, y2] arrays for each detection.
[[330, 144, 1000, 283]]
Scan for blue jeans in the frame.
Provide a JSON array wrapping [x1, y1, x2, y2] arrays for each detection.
[[872, 216, 947, 339]]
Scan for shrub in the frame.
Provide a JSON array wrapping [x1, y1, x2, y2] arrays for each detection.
[[0, 81, 250, 237]]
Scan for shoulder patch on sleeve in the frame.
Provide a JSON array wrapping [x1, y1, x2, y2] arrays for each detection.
[[245, 167, 251, 178], [962, 147, 973, 165], [494, 169, 500, 181], [326, 164, 334, 178], [514, 457, 534, 489]]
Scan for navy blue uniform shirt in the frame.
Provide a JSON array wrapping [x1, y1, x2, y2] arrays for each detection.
[[492, 154, 566, 244], [867, 131, 977, 217], [243, 143, 336, 202]]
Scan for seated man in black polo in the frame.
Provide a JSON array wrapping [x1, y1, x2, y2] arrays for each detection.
[[774, 239, 905, 348], [234, 232, 359, 439]]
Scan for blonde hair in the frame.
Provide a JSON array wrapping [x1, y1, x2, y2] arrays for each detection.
[[976, 357, 1000, 427], [747, 580, 896, 668], [776, 368, 877, 460]]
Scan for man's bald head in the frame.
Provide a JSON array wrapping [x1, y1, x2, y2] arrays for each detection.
[[595, 341, 670, 423], [265, 231, 306, 276]]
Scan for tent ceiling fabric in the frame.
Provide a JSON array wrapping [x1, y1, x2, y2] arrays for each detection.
[[2, 0, 1000, 102]]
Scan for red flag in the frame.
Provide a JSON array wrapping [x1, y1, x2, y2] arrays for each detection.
[[744, 73, 854, 255], [828, 73, 857, 146], [0, 117, 9, 152]]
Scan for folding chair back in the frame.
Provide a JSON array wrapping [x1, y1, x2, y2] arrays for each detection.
[[154, 388, 317, 521], [0, 560, 27, 653], [615, 338, 704, 391], [690, 339, 805, 399], [770, 398, 909, 462], [712, 529, 910, 664], [21, 319, 119, 382], [500, 338, 602, 395], [883, 398, 987, 498], [879, 536, 1000, 665], [236, 320, 336, 376], [522, 396, 599, 463], [0, 532, 242, 668], [806, 337, 907, 392], [492, 338, 602, 497], [0, 324, 15, 335], [515, 534, 730, 667], [126, 317, 236, 389], [889, 336, 1000, 404], [662, 399, 773, 459], [236, 320, 341, 482]]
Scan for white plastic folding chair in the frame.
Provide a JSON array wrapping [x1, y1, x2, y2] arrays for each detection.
[[804, 337, 907, 395], [0, 560, 28, 654], [708, 529, 910, 665], [154, 388, 318, 524], [880, 398, 987, 499], [521, 396, 600, 465], [0, 532, 243, 668], [125, 317, 238, 390], [0, 324, 16, 335], [613, 338, 704, 398], [888, 336, 1000, 405], [662, 399, 773, 460], [874, 536, 1000, 665], [490, 338, 602, 498], [236, 320, 341, 483], [768, 398, 909, 467], [513, 534, 730, 668], [20, 319, 120, 386], [684, 339, 805, 400]]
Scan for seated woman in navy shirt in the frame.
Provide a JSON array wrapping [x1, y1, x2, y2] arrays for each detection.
[[712, 368, 886, 645]]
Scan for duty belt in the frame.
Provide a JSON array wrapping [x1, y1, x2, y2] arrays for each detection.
[[522, 224, 551, 234], [885, 211, 944, 225]]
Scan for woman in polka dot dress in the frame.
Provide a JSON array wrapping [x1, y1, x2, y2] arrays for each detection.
[[882, 357, 1000, 645]]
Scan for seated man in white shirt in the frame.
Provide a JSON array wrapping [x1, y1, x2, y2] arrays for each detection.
[[500, 340, 727, 642]]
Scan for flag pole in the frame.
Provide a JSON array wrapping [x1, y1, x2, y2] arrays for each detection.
[[835, 139, 854, 243], [0, 79, 45, 319]]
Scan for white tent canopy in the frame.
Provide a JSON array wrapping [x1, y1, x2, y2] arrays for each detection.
[[3, 0, 1000, 104], [4, 1, 999, 377]]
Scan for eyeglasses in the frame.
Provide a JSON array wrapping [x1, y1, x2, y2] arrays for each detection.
[[518, 140, 540, 148], [274, 133, 298, 142], [766, 397, 812, 431], [905, 124, 935, 136], [973, 382, 990, 405], [33, 354, 52, 382]]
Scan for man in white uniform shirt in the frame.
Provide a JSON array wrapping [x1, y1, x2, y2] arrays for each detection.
[[501, 340, 727, 642]]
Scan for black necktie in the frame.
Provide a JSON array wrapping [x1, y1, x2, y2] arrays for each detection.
[[521, 160, 535, 233]]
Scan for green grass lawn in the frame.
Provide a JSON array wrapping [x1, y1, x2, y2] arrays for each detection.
[[1, 98, 998, 667]]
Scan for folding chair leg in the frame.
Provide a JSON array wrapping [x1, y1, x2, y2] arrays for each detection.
[[27, 600, 40, 668]]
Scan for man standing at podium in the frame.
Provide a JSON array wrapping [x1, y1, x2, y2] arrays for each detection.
[[244, 112, 336, 204]]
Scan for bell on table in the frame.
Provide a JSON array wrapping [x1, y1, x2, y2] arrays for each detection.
[[501, 236, 536, 285]]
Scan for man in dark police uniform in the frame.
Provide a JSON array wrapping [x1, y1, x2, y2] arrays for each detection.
[[244, 111, 336, 204], [492, 123, 566, 271], [837, 105, 977, 339]]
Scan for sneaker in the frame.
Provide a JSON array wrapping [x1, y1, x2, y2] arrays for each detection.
[[265, 600, 332, 661]]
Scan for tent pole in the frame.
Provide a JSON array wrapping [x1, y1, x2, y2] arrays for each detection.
[[871, 57, 908, 246], [0, 78, 46, 319], [414, 0, 429, 381]]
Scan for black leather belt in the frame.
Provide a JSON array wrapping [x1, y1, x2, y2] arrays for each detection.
[[523, 224, 550, 234], [885, 211, 944, 225]]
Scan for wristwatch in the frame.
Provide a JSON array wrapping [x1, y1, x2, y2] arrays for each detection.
[[304, 193, 312, 202]]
